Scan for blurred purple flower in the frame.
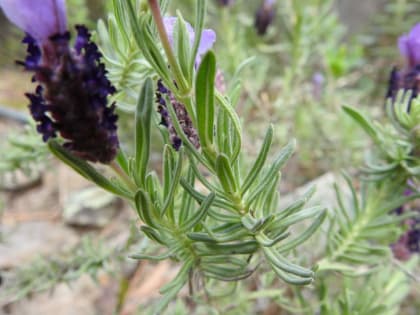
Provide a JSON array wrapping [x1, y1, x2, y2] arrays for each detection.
[[163, 17, 216, 65], [386, 23, 420, 108], [0, 0, 67, 42], [392, 215, 420, 261], [312, 72, 325, 100], [391, 186, 420, 261], [1, 0, 119, 163], [398, 23, 420, 68], [255, 0, 276, 35]]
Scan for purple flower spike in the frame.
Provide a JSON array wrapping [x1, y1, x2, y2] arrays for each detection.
[[163, 17, 216, 65], [2, 0, 119, 163], [255, 0, 276, 35], [20, 26, 119, 163], [0, 0, 67, 42], [398, 23, 420, 67], [386, 23, 420, 108], [156, 80, 200, 150]]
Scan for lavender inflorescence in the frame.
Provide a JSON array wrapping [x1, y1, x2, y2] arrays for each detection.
[[20, 26, 119, 163], [387, 65, 420, 108], [387, 23, 420, 109], [255, 0, 276, 35], [392, 213, 420, 260], [155, 80, 200, 150]]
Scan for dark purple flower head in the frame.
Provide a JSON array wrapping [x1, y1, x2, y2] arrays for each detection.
[[1, 1, 119, 163], [386, 24, 420, 108], [399, 23, 420, 68], [255, 0, 276, 35]]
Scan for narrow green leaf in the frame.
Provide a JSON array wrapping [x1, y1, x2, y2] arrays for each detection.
[[115, 148, 129, 175], [160, 259, 193, 294], [180, 179, 239, 212], [161, 148, 184, 218], [130, 250, 173, 261], [241, 213, 274, 233], [246, 140, 295, 208], [342, 105, 379, 142], [134, 78, 154, 187], [264, 247, 313, 278], [278, 211, 327, 252], [275, 206, 325, 228], [207, 208, 241, 222], [189, 228, 250, 243], [201, 264, 253, 279], [271, 264, 313, 285], [203, 269, 254, 281], [215, 91, 242, 161], [196, 51, 216, 149], [187, 232, 216, 242], [140, 226, 165, 245], [275, 186, 316, 221], [194, 241, 258, 256], [162, 145, 175, 197], [256, 232, 290, 247], [175, 13, 192, 81], [134, 189, 158, 228], [181, 192, 215, 230], [202, 256, 248, 268], [178, 166, 195, 224], [241, 125, 273, 196], [246, 173, 279, 210], [216, 153, 238, 195], [156, 260, 192, 314], [48, 140, 132, 199]]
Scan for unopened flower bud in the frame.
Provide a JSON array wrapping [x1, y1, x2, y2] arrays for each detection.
[[255, 0, 276, 35]]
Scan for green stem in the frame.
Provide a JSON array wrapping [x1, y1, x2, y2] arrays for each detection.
[[148, 0, 189, 93], [109, 160, 137, 192]]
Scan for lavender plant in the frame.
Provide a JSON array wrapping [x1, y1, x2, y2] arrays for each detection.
[[1, 1, 419, 314], [0, 0, 326, 312]]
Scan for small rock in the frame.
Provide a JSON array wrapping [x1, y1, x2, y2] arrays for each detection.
[[0, 221, 78, 269], [62, 186, 122, 228], [0, 169, 42, 192]]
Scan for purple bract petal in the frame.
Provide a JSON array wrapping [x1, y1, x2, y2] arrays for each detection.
[[163, 16, 216, 65], [0, 0, 67, 42], [398, 23, 420, 67], [197, 29, 216, 56]]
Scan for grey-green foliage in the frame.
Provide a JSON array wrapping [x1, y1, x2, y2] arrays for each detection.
[[320, 257, 418, 315], [1, 224, 147, 302], [49, 1, 327, 312], [0, 123, 49, 184], [372, 0, 420, 59], [317, 174, 419, 274], [96, 0, 155, 112], [344, 91, 420, 183], [2, 237, 114, 301]]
